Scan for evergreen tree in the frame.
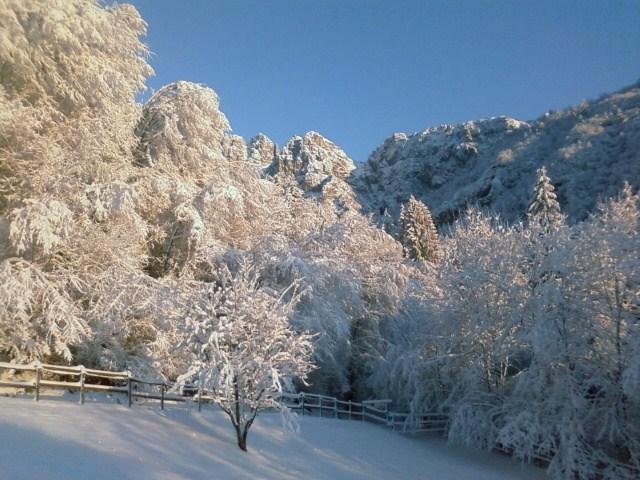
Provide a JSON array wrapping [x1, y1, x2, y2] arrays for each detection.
[[528, 166, 564, 229], [399, 196, 439, 262]]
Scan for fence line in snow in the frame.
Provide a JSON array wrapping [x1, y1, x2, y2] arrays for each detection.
[[0, 361, 214, 411], [278, 392, 448, 433], [0, 361, 447, 432], [3, 361, 636, 478]]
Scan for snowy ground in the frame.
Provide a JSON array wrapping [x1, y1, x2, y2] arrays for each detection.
[[0, 393, 545, 480]]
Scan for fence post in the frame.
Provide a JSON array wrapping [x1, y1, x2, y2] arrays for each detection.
[[362, 403, 365, 422], [34, 364, 41, 402], [334, 398, 337, 418], [160, 383, 165, 410], [348, 400, 352, 421], [198, 388, 202, 412], [300, 393, 304, 416], [79, 367, 85, 405], [319, 397, 323, 418], [127, 371, 132, 408]]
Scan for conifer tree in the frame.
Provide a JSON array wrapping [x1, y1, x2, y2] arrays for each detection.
[[527, 166, 564, 229], [399, 196, 439, 262]]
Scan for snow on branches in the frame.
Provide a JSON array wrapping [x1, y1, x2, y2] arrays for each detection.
[[177, 261, 315, 451], [399, 196, 440, 262], [0, 258, 88, 362], [0, 1, 638, 475], [9, 199, 72, 257], [528, 166, 564, 230]]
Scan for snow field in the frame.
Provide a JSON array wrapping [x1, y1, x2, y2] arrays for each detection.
[[0, 395, 545, 480]]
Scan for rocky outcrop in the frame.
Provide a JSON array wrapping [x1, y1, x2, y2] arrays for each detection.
[[247, 133, 277, 169], [354, 81, 640, 224], [272, 131, 358, 209], [135, 80, 640, 225]]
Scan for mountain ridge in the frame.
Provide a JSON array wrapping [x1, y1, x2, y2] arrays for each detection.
[[351, 80, 640, 224], [229, 80, 639, 226]]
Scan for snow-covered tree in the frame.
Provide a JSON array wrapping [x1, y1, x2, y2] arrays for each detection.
[[177, 262, 315, 451], [0, 0, 152, 206], [2, 3, 637, 476], [399, 196, 439, 262], [527, 166, 564, 230], [0, 0, 152, 363]]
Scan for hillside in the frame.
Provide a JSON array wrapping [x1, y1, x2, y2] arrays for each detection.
[[352, 81, 640, 224], [0, 395, 545, 480]]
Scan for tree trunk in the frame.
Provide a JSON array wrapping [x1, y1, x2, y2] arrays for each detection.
[[235, 424, 247, 452], [241, 428, 249, 451]]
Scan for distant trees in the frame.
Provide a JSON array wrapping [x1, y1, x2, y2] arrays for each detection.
[[399, 196, 439, 262], [177, 262, 314, 451]]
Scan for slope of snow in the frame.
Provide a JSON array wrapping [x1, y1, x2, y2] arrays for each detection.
[[0, 395, 545, 480]]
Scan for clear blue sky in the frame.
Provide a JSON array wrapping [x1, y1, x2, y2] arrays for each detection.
[[129, 0, 640, 161]]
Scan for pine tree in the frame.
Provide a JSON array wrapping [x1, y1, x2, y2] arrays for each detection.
[[399, 196, 439, 262], [528, 166, 564, 230]]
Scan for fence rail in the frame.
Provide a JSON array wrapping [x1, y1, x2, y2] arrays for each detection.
[[278, 392, 448, 433], [0, 361, 215, 410], [0, 361, 447, 433]]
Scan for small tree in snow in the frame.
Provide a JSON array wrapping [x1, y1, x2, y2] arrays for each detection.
[[528, 166, 564, 230], [399, 196, 439, 262], [178, 261, 315, 451]]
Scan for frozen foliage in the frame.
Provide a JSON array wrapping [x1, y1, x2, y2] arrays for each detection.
[[399, 196, 440, 262], [373, 186, 640, 479], [177, 262, 314, 451], [0, 0, 152, 363], [9, 199, 73, 257], [134, 81, 232, 174], [0, 259, 88, 362], [527, 166, 564, 229], [0, 0, 152, 206], [0, 0, 150, 115]]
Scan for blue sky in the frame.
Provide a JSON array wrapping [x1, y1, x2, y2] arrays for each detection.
[[129, 0, 640, 161]]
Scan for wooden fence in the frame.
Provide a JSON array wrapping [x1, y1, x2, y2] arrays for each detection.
[[0, 361, 447, 432], [0, 361, 214, 411], [279, 392, 448, 433]]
